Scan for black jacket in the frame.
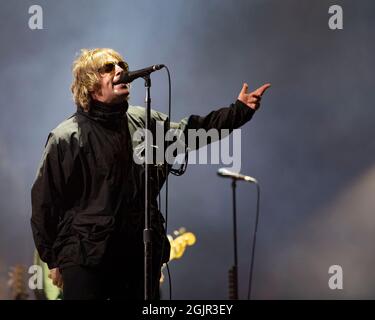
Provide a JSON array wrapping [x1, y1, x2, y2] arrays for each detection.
[[31, 99, 254, 269]]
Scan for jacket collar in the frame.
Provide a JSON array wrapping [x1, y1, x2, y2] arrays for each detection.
[[77, 100, 129, 127]]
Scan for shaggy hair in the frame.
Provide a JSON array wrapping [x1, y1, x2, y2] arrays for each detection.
[[71, 48, 128, 111]]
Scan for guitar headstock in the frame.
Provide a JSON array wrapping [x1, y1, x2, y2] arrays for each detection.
[[8, 265, 28, 300], [160, 228, 197, 284], [167, 227, 196, 261]]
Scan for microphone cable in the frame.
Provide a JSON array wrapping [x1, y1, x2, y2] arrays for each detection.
[[156, 167, 172, 300], [247, 181, 261, 299], [161, 65, 189, 299], [156, 65, 172, 300], [164, 65, 172, 300], [157, 65, 190, 300]]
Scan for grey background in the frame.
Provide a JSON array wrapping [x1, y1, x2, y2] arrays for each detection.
[[0, 0, 374, 299]]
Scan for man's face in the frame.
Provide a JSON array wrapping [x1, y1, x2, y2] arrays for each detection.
[[91, 59, 130, 105]]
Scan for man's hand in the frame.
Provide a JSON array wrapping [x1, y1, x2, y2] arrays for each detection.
[[48, 268, 63, 289], [238, 83, 271, 110]]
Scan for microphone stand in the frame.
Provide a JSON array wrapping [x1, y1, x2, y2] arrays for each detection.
[[144, 75, 153, 300], [220, 170, 261, 300], [228, 179, 239, 300]]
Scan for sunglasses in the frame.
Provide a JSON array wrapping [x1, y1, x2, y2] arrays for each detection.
[[98, 61, 128, 74]]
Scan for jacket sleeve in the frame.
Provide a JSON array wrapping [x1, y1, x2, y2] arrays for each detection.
[[147, 99, 255, 160], [187, 99, 255, 132], [185, 99, 255, 150], [31, 133, 65, 269]]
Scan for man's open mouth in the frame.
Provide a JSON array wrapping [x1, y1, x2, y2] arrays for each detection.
[[113, 83, 128, 89]]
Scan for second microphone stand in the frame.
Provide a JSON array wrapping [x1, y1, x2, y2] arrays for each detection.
[[226, 176, 260, 300], [228, 179, 239, 300]]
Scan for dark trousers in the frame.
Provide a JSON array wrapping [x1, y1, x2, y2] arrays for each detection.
[[60, 225, 169, 300], [61, 262, 161, 300], [60, 236, 166, 301]]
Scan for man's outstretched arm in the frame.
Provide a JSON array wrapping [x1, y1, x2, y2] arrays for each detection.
[[186, 83, 271, 144]]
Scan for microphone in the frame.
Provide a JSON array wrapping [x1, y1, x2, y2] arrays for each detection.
[[217, 168, 258, 183], [113, 64, 165, 84]]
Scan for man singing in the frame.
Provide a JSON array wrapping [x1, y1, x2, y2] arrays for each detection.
[[31, 48, 270, 299]]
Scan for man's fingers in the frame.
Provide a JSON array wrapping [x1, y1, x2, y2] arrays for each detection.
[[248, 96, 260, 104], [250, 94, 262, 102], [240, 83, 249, 95], [239, 82, 270, 110], [52, 277, 62, 288], [254, 83, 271, 96], [250, 102, 260, 110], [57, 279, 63, 288]]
